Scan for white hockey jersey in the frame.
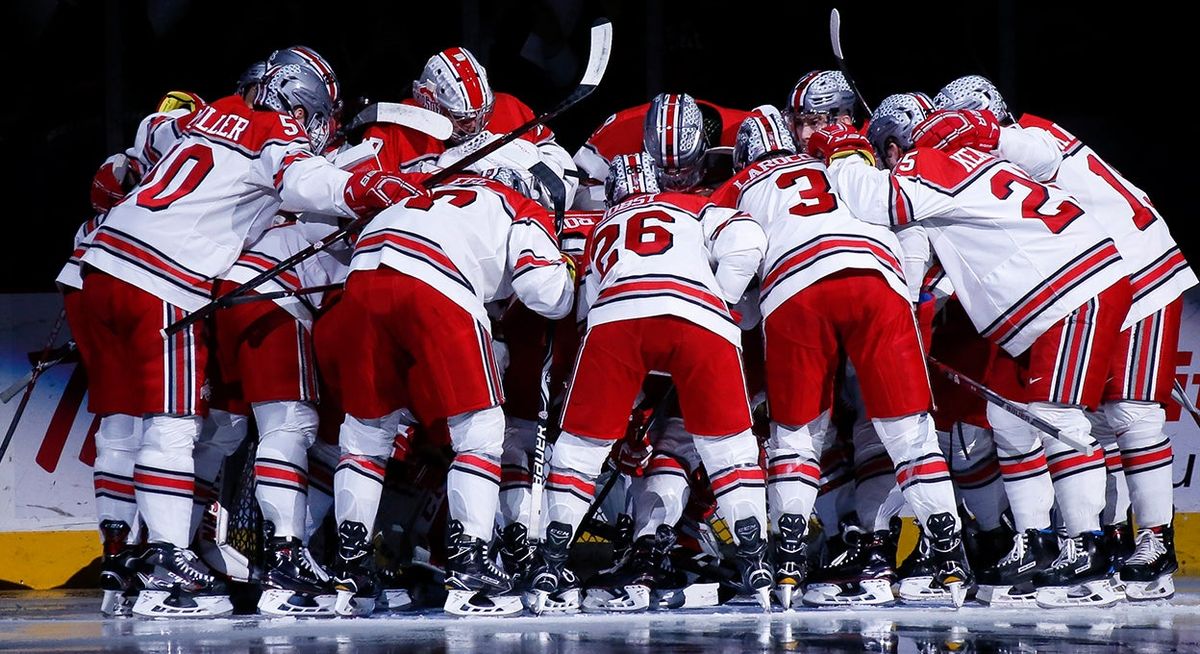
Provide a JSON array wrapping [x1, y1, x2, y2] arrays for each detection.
[[1012, 114, 1196, 325], [349, 176, 574, 328], [828, 146, 1127, 356], [580, 191, 766, 346], [80, 95, 356, 312], [221, 220, 349, 330], [710, 154, 908, 318]]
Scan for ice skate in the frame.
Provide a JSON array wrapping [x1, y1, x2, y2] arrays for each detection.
[[256, 536, 337, 617], [525, 521, 581, 614], [976, 529, 1058, 606], [498, 522, 535, 584], [729, 517, 772, 610], [98, 520, 140, 617], [1102, 522, 1134, 593], [133, 542, 233, 618], [804, 527, 895, 607], [443, 519, 522, 617], [897, 513, 973, 607], [331, 521, 379, 617], [1034, 531, 1122, 608], [1120, 525, 1177, 601], [772, 513, 808, 610]]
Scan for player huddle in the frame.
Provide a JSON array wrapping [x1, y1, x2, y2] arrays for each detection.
[[60, 41, 1193, 619]]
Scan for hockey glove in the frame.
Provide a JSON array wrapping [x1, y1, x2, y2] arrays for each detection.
[[912, 109, 1000, 153], [343, 169, 427, 218], [807, 124, 876, 166]]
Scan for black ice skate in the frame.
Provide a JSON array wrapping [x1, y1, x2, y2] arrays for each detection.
[[772, 513, 809, 610], [976, 528, 1058, 606], [257, 535, 337, 616], [331, 521, 380, 617], [498, 522, 535, 584], [98, 520, 140, 617], [804, 526, 896, 607], [443, 519, 522, 616], [899, 512, 974, 608], [133, 542, 233, 618], [1034, 531, 1122, 608], [526, 521, 582, 614], [730, 517, 772, 610], [1121, 524, 1178, 601]]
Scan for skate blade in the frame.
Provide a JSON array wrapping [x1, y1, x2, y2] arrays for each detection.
[[132, 590, 233, 618], [1123, 575, 1175, 601], [443, 590, 524, 617], [334, 589, 376, 617], [100, 589, 133, 618], [655, 583, 721, 609], [775, 584, 795, 611], [898, 576, 959, 605], [976, 584, 1036, 607], [1035, 580, 1123, 608], [756, 587, 772, 611], [582, 584, 652, 613], [802, 580, 895, 607], [380, 588, 415, 611], [947, 581, 967, 608], [523, 588, 580, 614], [257, 589, 337, 617]]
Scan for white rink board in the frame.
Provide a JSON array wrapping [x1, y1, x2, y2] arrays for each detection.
[[3, 289, 1200, 534]]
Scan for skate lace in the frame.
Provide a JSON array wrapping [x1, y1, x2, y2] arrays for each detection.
[[1046, 536, 1080, 571], [1126, 530, 1165, 566], [997, 533, 1028, 566], [174, 548, 214, 584]]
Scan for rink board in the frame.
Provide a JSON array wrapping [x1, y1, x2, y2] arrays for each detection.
[[3, 290, 1200, 589]]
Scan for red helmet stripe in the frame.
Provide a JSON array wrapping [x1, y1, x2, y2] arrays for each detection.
[[291, 46, 338, 101], [789, 71, 822, 114], [440, 47, 487, 110]]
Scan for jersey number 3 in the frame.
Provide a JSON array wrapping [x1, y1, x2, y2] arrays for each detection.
[[775, 168, 838, 217], [592, 210, 675, 277]]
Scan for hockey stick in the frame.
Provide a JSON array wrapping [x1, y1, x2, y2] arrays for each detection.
[[928, 356, 1094, 456], [1172, 379, 1200, 427], [829, 9, 873, 116], [163, 18, 613, 338], [0, 340, 78, 404], [344, 102, 453, 140], [0, 308, 67, 462], [217, 283, 343, 306]]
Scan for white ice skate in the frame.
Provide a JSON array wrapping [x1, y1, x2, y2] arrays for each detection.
[[523, 588, 581, 614], [132, 589, 234, 618], [379, 588, 415, 611], [1035, 580, 1123, 609], [257, 589, 338, 617], [443, 589, 524, 617], [802, 579, 895, 607], [655, 582, 721, 609], [333, 590, 376, 617], [976, 583, 1037, 607], [581, 584, 652, 612], [1122, 574, 1174, 601]]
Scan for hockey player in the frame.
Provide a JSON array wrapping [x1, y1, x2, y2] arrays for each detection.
[[527, 152, 772, 612], [934, 74, 1197, 601], [783, 70, 858, 154], [327, 170, 575, 617], [571, 93, 751, 208], [712, 110, 971, 608], [73, 60, 422, 618], [810, 101, 1132, 609]]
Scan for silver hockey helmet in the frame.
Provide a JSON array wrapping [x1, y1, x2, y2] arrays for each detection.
[[866, 92, 936, 161], [236, 60, 266, 98], [413, 47, 495, 143], [643, 93, 707, 191], [256, 63, 336, 153], [786, 70, 857, 127], [606, 152, 662, 206], [733, 107, 796, 170], [267, 46, 341, 116], [933, 75, 1011, 124]]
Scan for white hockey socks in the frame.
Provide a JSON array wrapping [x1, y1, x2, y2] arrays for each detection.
[[1107, 400, 1174, 528], [93, 414, 141, 544], [135, 415, 200, 546], [766, 414, 828, 532], [499, 417, 536, 529], [545, 431, 610, 538], [988, 402, 1054, 531], [694, 430, 767, 541], [334, 412, 400, 535], [1031, 402, 1106, 535], [252, 401, 318, 540], [853, 418, 898, 532], [632, 454, 692, 540], [940, 423, 1007, 531], [446, 407, 504, 542], [872, 413, 959, 532]]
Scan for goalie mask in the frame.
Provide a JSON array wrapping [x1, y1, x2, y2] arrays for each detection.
[[414, 47, 495, 143], [933, 74, 1011, 124], [733, 107, 796, 171], [643, 93, 706, 191], [867, 92, 936, 164], [605, 153, 661, 206], [256, 63, 336, 154], [267, 46, 342, 118]]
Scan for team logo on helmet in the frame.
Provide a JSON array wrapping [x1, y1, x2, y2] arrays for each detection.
[[733, 107, 796, 170], [933, 75, 1011, 124], [643, 93, 706, 191], [256, 63, 336, 154], [867, 92, 935, 164], [786, 70, 856, 123], [413, 47, 496, 143], [267, 46, 341, 114], [605, 152, 661, 206]]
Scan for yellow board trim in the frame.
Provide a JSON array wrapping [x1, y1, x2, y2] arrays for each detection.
[[3, 514, 1200, 590]]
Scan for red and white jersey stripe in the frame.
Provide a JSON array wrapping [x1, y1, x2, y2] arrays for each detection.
[[580, 191, 765, 346], [1014, 114, 1196, 325], [80, 96, 355, 312], [828, 146, 1128, 356], [710, 155, 908, 317]]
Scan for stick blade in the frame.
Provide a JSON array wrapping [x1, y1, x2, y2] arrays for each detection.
[[580, 19, 614, 89], [830, 9, 845, 60], [0, 371, 33, 403], [347, 102, 453, 140]]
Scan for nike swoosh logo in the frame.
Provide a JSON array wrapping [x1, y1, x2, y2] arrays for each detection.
[[1029, 377, 1044, 384]]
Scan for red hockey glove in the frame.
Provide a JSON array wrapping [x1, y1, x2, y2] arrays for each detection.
[[912, 109, 1001, 153], [807, 124, 876, 166], [90, 154, 130, 213], [343, 169, 427, 218], [617, 433, 653, 477]]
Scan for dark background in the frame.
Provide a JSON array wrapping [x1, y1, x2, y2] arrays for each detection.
[[1, 0, 1194, 292]]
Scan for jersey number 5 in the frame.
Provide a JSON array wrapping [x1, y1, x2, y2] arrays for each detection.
[[990, 169, 1083, 234], [592, 210, 675, 277], [135, 143, 215, 211]]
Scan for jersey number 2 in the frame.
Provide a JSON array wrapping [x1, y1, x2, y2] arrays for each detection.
[[135, 144, 215, 211], [592, 210, 675, 277], [990, 169, 1083, 234]]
